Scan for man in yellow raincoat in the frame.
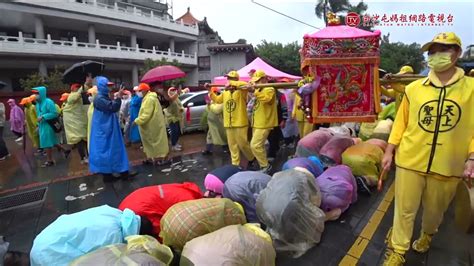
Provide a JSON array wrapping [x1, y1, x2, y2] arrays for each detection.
[[293, 93, 313, 138], [382, 32, 474, 265], [20, 96, 40, 152], [62, 84, 89, 164], [133, 83, 169, 166], [207, 71, 255, 167], [248, 70, 277, 173]]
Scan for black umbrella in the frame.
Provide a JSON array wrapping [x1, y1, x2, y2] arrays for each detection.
[[0, 81, 6, 90], [62, 60, 105, 84]]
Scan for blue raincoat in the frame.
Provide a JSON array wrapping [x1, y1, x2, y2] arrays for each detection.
[[34, 86, 59, 149], [89, 76, 129, 174], [223, 171, 271, 223], [30, 205, 141, 266], [129, 94, 142, 143]]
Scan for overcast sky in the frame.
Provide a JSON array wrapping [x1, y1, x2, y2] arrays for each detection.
[[172, 0, 474, 50]]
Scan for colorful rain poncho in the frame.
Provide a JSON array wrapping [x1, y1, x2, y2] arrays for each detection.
[[296, 128, 334, 157], [181, 224, 276, 266], [134, 91, 169, 159], [159, 198, 246, 251], [128, 94, 142, 143], [316, 165, 357, 213], [256, 169, 325, 258], [70, 235, 173, 266], [319, 136, 355, 165], [342, 141, 385, 186], [119, 183, 203, 238], [89, 77, 129, 174], [222, 171, 271, 223], [204, 165, 241, 195], [30, 205, 141, 266], [33, 86, 59, 149], [62, 88, 88, 144], [282, 156, 324, 178], [7, 99, 25, 134]]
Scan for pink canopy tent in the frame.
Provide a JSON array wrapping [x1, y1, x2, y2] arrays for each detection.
[[213, 57, 301, 84]]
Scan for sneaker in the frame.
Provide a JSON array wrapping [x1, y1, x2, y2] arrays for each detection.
[[288, 143, 295, 149], [80, 158, 89, 164], [412, 232, 433, 253], [259, 165, 272, 174], [267, 157, 275, 163], [15, 136, 23, 142], [355, 176, 372, 195], [176, 144, 182, 148], [382, 250, 405, 266], [0, 156, 7, 161], [171, 145, 182, 152], [154, 159, 172, 166]]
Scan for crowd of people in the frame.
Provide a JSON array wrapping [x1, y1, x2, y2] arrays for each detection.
[[0, 32, 473, 266]]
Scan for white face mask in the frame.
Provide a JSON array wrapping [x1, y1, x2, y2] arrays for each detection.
[[122, 96, 130, 100], [88, 96, 93, 103], [136, 91, 144, 98]]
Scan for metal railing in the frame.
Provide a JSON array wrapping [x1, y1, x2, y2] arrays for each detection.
[[0, 33, 197, 65]]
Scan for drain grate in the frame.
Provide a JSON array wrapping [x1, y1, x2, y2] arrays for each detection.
[[0, 187, 47, 212]]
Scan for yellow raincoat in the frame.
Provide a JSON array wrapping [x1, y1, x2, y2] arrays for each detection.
[[207, 103, 227, 145], [293, 94, 313, 137], [389, 68, 474, 177], [87, 90, 98, 152], [210, 81, 254, 165], [62, 89, 88, 144], [164, 99, 184, 125], [134, 92, 169, 159], [24, 102, 39, 148], [251, 87, 278, 129], [210, 81, 249, 128]]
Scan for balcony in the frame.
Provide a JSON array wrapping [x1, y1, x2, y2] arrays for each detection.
[[0, 33, 197, 66], [13, 0, 199, 36]]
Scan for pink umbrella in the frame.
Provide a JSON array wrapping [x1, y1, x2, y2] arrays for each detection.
[[140, 65, 186, 83]]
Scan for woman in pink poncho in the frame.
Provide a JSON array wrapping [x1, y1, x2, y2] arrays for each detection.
[[7, 99, 25, 143]]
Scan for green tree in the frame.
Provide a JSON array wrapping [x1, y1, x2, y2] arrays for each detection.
[[255, 40, 301, 76], [46, 66, 67, 91], [20, 66, 68, 92], [380, 34, 425, 74], [140, 58, 186, 87], [20, 73, 45, 91]]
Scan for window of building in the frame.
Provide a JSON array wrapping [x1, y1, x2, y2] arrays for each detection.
[[198, 80, 211, 86], [198, 56, 211, 70]]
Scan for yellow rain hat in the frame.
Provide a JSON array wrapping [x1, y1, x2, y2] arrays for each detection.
[[397, 65, 414, 75], [250, 70, 266, 82], [225, 70, 239, 79], [421, 32, 462, 52]]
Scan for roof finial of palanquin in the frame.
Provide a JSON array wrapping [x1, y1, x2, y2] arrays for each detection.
[[327, 11, 341, 26]]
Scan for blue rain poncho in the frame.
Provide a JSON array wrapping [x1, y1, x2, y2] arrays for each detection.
[[34, 86, 59, 149], [223, 171, 271, 223], [129, 94, 142, 143], [30, 205, 141, 266], [89, 76, 129, 174]]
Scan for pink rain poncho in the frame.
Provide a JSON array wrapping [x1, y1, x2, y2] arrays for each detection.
[[7, 99, 25, 134], [316, 165, 357, 213], [319, 136, 355, 165], [296, 129, 334, 157]]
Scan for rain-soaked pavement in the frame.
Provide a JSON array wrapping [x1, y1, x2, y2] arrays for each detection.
[[0, 128, 473, 266]]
